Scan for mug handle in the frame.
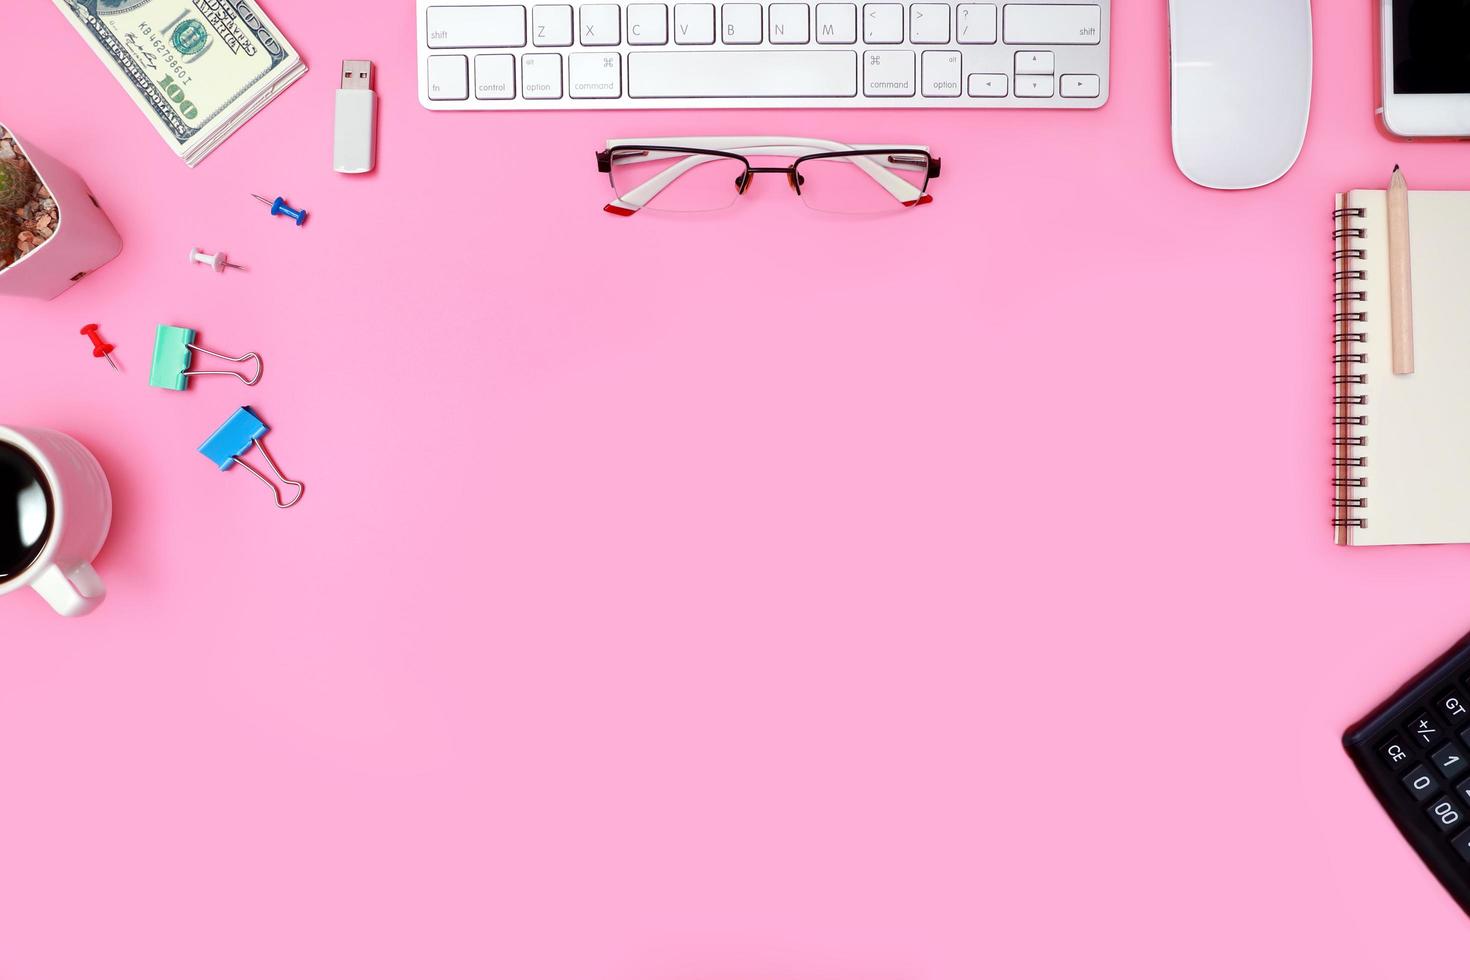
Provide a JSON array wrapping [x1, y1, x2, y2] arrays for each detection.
[[31, 563, 106, 617]]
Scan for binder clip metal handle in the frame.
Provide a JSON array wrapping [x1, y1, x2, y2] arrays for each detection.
[[183, 344, 262, 386], [232, 438, 304, 509], [199, 407, 305, 509], [151, 325, 263, 391]]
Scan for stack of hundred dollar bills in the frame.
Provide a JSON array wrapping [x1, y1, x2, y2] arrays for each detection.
[[51, 0, 306, 168]]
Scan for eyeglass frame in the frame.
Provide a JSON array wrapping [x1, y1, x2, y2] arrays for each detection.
[[595, 137, 941, 215]]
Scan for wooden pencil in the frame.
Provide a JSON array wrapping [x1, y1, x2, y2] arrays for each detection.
[[1389, 165, 1414, 376]]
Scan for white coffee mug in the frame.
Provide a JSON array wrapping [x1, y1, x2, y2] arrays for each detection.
[[0, 426, 111, 616]]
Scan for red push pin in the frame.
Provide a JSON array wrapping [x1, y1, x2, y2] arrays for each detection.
[[80, 323, 119, 372]]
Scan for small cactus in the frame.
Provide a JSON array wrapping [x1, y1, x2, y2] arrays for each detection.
[[0, 159, 34, 211]]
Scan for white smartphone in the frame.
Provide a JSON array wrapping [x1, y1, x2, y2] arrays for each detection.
[[1379, 0, 1470, 138]]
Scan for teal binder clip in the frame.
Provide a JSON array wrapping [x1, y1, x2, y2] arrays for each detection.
[[150, 324, 261, 391], [199, 406, 304, 509]]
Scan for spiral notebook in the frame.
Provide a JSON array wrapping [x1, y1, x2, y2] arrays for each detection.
[[1334, 190, 1470, 546]]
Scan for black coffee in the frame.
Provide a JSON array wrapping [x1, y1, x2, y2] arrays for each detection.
[[0, 442, 52, 582]]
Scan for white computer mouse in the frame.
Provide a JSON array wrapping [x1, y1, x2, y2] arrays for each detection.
[[1168, 0, 1313, 190]]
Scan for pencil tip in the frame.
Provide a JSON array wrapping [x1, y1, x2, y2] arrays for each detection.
[[1394, 164, 1401, 172]]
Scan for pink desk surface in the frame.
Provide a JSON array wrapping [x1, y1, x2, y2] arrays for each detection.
[[5, 2, 1470, 976]]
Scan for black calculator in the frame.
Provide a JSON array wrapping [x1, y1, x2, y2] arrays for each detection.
[[1345, 629, 1470, 915]]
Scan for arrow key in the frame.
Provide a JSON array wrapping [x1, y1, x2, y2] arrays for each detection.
[[966, 72, 1006, 97], [1015, 49, 1054, 74]]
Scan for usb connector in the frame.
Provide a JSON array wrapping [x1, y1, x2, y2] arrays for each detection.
[[333, 59, 377, 174], [342, 60, 373, 91]]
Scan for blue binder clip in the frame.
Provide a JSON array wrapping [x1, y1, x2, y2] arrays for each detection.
[[199, 406, 304, 509]]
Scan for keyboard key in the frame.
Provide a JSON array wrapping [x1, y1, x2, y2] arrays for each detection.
[[1429, 795, 1466, 834], [956, 3, 996, 42], [815, 3, 857, 41], [627, 49, 858, 96], [1434, 743, 1470, 781], [427, 5, 528, 46], [1434, 742, 1470, 779], [521, 52, 563, 96], [1379, 735, 1413, 771], [674, 2, 716, 41], [723, 3, 763, 41], [1458, 776, 1470, 804], [910, 3, 950, 43], [628, 3, 669, 42], [532, 4, 574, 44], [1015, 49, 1053, 74], [920, 49, 961, 95], [1452, 827, 1470, 862], [769, 3, 810, 42], [474, 53, 516, 98], [1014, 74, 1054, 97], [1404, 764, 1440, 802], [1441, 691, 1470, 723], [568, 51, 622, 96], [1410, 712, 1443, 746], [967, 71, 1006, 95], [427, 54, 470, 99], [1060, 72, 1100, 97], [864, 49, 914, 95], [580, 3, 622, 42], [1002, 3, 1101, 44], [863, 3, 903, 42]]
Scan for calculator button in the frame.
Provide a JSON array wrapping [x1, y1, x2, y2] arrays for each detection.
[[1380, 736, 1414, 771], [1442, 692, 1470, 723], [1409, 713, 1443, 746], [1433, 742, 1469, 779], [1429, 796, 1466, 834], [1453, 827, 1470, 863], [1404, 764, 1440, 802]]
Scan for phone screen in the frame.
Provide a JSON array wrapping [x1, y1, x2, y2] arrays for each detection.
[[1394, 0, 1470, 93]]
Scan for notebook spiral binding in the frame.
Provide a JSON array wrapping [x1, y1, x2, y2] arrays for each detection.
[[1334, 204, 1369, 542]]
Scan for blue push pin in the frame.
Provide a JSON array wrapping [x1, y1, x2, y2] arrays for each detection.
[[199, 406, 305, 509], [251, 193, 308, 226]]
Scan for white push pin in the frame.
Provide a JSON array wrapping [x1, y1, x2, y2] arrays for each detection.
[[189, 247, 246, 273]]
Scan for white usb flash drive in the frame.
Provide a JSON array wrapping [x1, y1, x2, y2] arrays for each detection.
[[333, 60, 377, 174]]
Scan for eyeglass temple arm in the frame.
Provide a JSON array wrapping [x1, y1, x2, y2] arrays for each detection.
[[604, 138, 930, 212], [610, 135, 930, 156]]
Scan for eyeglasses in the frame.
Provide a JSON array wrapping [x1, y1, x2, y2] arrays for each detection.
[[595, 136, 940, 216]]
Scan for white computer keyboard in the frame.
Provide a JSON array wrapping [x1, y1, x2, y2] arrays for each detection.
[[416, 0, 1108, 110]]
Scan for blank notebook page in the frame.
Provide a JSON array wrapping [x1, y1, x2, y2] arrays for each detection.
[[1345, 189, 1470, 546]]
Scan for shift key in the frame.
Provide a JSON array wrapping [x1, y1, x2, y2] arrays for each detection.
[[427, 5, 528, 47], [1002, 4, 1100, 44]]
